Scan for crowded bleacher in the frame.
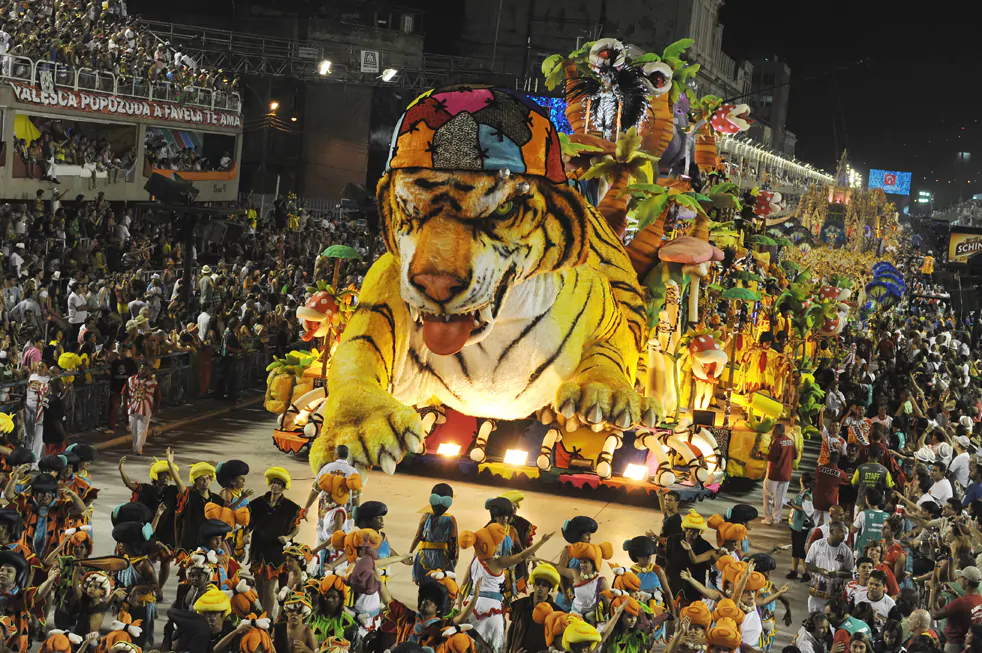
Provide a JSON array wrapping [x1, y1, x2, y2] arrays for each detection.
[[0, 0, 239, 97], [0, 188, 379, 434]]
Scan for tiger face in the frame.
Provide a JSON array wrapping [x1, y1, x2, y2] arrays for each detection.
[[378, 168, 589, 356]]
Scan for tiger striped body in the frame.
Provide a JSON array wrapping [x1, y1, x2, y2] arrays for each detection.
[[309, 168, 655, 473]]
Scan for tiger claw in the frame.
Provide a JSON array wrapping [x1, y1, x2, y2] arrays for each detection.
[[420, 412, 438, 433], [405, 433, 422, 454], [615, 411, 631, 429], [642, 408, 657, 428], [586, 404, 604, 424], [561, 400, 576, 419], [380, 452, 398, 475]]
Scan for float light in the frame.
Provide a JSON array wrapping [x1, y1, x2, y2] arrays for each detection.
[[436, 443, 461, 457], [269, 101, 279, 111], [291, 117, 298, 122], [381, 68, 399, 82], [318, 60, 332, 75], [504, 449, 529, 466], [623, 464, 649, 481]]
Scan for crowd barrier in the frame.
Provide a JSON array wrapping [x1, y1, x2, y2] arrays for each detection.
[[0, 338, 299, 442]]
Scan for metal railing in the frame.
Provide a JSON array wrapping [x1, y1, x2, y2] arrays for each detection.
[[142, 20, 515, 90], [0, 338, 299, 443], [1, 54, 242, 113]]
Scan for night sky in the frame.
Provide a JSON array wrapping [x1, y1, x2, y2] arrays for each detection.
[[719, 0, 980, 206]]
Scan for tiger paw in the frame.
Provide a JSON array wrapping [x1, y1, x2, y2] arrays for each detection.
[[309, 385, 423, 474], [554, 370, 643, 431]]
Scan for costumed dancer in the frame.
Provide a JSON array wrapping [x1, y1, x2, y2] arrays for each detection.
[[175, 456, 225, 561], [111, 521, 159, 647], [549, 541, 613, 624], [65, 443, 96, 481], [167, 586, 241, 653], [622, 536, 675, 638], [7, 472, 86, 560], [307, 575, 357, 644], [216, 460, 253, 562], [409, 483, 457, 585], [746, 553, 791, 652], [246, 467, 301, 615], [194, 518, 241, 592], [0, 510, 42, 586], [309, 471, 362, 574], [485, 498, 522, 604], [378, 573, 479, 647], [505, 562, 560, 653], [304, 447, 359, 554], [604, 596, 647, 653], [705, 618, 743, 653], [0, 550, 60, 653], [281, 543, 313, 593], [555, 516, 598, 611], [51, 561, 114, 636], [273, 591, 317, 653], [118, 452, 180, 595], [458, 524, 553, 653], [334, 528, 384, 645]]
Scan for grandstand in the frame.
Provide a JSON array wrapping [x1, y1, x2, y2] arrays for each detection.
[[0, 2, 242, 202]]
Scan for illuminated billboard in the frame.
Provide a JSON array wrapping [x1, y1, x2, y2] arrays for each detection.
[[868, 169, 912, 195]]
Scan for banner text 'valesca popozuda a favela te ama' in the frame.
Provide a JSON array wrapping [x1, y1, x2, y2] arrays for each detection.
[[10, 83, 241, 130]]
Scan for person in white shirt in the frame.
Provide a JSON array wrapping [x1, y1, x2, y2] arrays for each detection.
[[197, 309, 212, 339], [929, 462, 954, 504], [805, 521, 855, 613], [870, 404, 893, 430], [67, 282, 89, 337], [950, 436, 972, 492], [25, 367, 50, 460], [9, 244, 25, 277], [856, 570, 895, 629], [844, 557, 874, 605]]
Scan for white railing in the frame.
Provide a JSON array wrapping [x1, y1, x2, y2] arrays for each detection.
[[1, 54, 241, 113]]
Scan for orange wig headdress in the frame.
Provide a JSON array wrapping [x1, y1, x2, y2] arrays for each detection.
[[458, 524, 507, 561]]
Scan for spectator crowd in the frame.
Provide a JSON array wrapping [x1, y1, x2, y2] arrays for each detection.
[[0, 187, 379, 450], [0, 0, 239, 100]]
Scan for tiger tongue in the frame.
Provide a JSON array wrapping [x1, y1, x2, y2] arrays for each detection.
[[421, 314, 475, 356]]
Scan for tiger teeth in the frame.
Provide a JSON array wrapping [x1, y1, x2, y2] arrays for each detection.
[[408, 305, 420, 322], [473, 319, 481, 328], [444, 314, 451, 322], [478, 306, 493, 324]]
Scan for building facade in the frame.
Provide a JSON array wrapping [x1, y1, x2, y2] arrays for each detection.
[[746, 56, 796, 157]]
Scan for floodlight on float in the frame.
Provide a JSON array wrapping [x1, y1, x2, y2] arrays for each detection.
[[623, 464, 649, 481], [436, 443, 461, 457], [503, 449, 529, 466], [318, 60, 332, 75], [381, 68, 399, 82]]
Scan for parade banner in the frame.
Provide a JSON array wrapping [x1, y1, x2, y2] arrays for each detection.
[[8, 82, 242, 130], [947, 227, 982, 264]]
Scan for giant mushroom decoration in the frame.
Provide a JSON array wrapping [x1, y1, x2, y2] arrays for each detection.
[[658, 236, 724, 326]]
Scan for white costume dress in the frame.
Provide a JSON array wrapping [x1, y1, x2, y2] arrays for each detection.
[[467, 557, 506, 652]]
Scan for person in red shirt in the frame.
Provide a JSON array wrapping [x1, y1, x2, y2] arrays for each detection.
[[762, 424, 796, 525], [930, 565, 982, 653], [813, 452, 851, 526]]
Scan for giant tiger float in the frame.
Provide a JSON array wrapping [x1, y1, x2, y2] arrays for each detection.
[[267, 36, 851, 502]]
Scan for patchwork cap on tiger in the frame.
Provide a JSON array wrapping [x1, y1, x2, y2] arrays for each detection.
[[386, 85, 567, 183]]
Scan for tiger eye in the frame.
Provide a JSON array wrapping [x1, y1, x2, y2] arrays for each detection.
[[494, 201, 514, 216]]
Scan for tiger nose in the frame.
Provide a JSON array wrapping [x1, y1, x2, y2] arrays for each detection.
[[411, 273, 465, 303]]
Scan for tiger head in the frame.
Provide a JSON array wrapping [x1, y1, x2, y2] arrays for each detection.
[[378, 169, 588, 355], [380, 84, 588, 356]]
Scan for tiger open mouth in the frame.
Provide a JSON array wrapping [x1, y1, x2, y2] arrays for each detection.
[[406, 267, 516, 356]]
